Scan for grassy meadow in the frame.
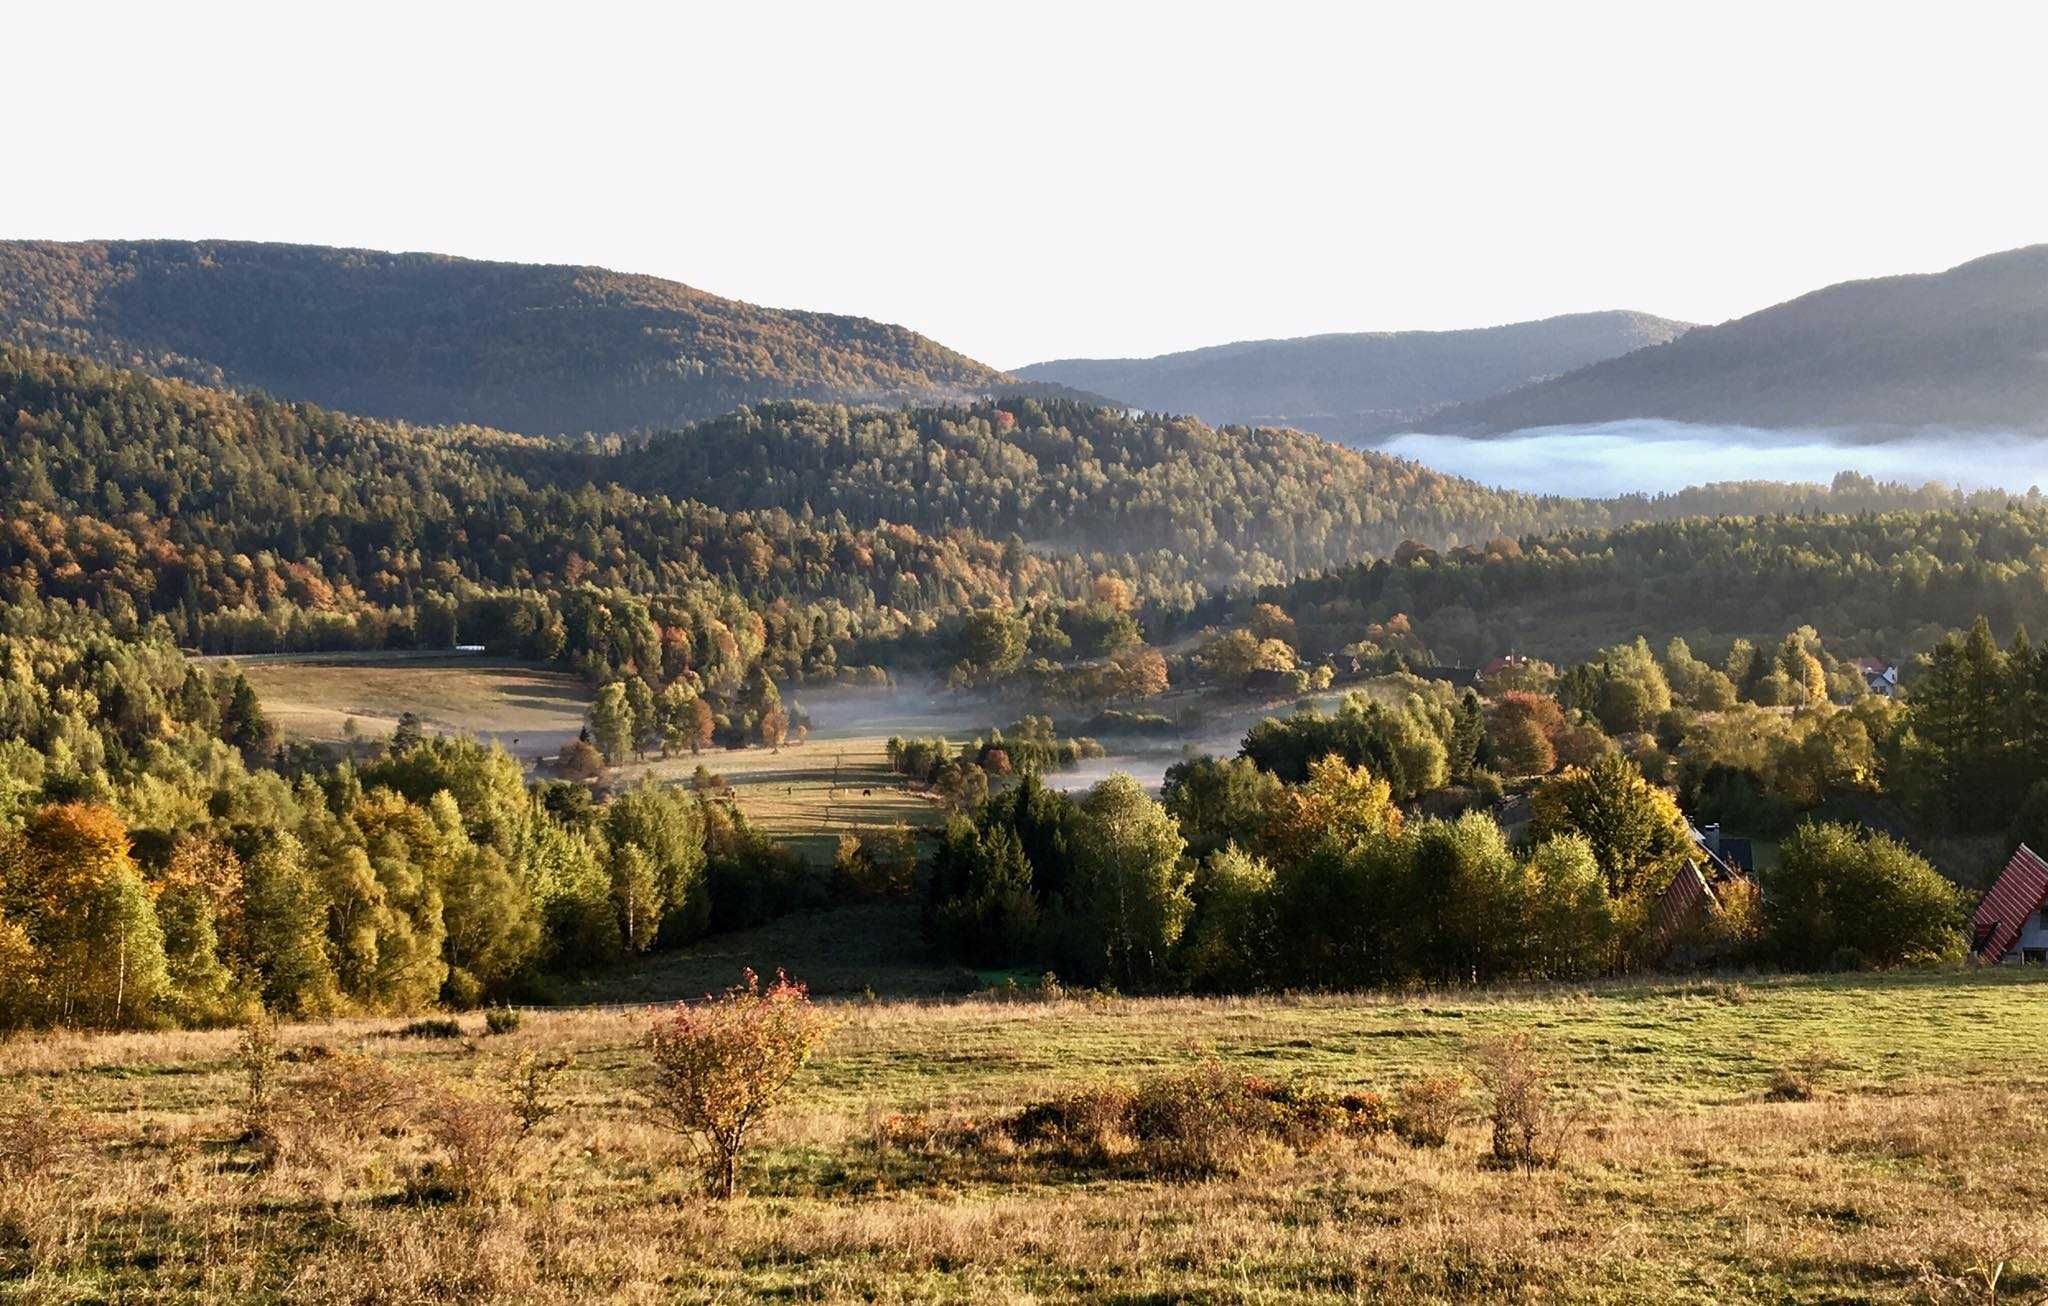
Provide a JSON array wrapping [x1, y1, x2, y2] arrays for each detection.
[[238, 663, 976, 861], [5, 968, 2047, 1302], [231, 654, 592, 759], [621, 733, 946, 865]]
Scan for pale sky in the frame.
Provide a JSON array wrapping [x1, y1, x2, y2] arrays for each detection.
[[11, 1, 2047, 368]]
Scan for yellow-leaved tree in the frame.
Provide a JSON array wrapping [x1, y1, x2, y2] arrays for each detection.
[[0, 803, 168, 1027]]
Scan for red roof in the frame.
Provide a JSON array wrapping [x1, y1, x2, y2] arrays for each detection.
[[1651, 861, 1716, 948], [1973, 845, 2048, 962]]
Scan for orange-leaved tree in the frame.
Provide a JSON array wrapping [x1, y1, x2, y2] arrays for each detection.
[[644, 969, 832, 1198], [0, 803, 168, 1027]]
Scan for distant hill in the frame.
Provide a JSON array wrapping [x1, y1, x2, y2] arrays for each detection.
[[0, 239, 1018, 434], [1414, 245, 2048, 435], [1013, 311, 1690, 441]]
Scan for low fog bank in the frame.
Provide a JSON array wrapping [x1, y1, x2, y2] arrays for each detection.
[[1376, 421, 2048, 497]]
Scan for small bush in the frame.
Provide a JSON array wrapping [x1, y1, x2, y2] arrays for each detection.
[[236, 1010, 283, 1143], [1002, 1064, 1384, 1178], [484, 1007, 524, 1037], [556, 738, 605, 781], [645, 969, 832, 1199], [394, 1017, 465, 1040], [264, 1052, 421, 1171], [414, 1085, 523, 1206], [1394, 1074, 1470, 1148], [507, 1050, 573, 1136], [1469, 1033, 1573, 1169], [0, 1092, 76, 1179], [1765, 1048, 1835, 1102]]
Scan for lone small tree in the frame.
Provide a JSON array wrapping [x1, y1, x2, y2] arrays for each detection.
[[644, 969, 830, 1199]]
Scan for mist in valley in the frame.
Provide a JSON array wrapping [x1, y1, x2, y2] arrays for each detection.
[[1377, 421, 2048, 497]]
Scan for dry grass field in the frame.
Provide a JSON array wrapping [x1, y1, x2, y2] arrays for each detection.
[[241, 663, 987, 863], [621, 734, 945, 865], [231, 654, 592, 759], [5, 969, 2047, 1302]]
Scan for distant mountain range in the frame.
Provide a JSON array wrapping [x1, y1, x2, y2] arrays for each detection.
[[6, 238, 2047, 447], [0, 239, 1052, 435], [1408, 245, 2048, 437], [1014, 311, 1692, 441]]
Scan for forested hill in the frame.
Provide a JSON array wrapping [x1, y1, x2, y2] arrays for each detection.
[[610, 398, 1986, 595], [616, 399, 1624, 591], [0, 344, 2008, 666], [0, 345, 1107, 671], [1246, 500, 2048, 666], [0, 240, 1018, 435], [1013, 311, 1690, 441], [1411, 244, 2048, 435]]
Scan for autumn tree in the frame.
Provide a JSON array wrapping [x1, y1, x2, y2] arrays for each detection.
[[1, 803, 168, 1027], [1528, 754, 1690, 896], [1486, 692, 1561, 777], [644, 970, 832, 1199], [1049, 775, 1191, 988], [589, 682, 634, 765]]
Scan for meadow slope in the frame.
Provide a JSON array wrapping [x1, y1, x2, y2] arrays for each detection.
[[4, 970, 2045, 1302]]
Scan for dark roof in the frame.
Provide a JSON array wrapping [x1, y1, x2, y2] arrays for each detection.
[[1414, 666, 1478, 689]]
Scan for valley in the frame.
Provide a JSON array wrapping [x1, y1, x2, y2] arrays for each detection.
[[6, 24, 2048, 1292]]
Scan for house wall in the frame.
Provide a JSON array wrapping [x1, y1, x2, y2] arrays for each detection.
[[2003, 909, 2048, 964]]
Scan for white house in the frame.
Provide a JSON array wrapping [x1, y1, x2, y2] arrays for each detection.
[[1852, 657, 1900, 698], [1973, 845, 2048, 965]]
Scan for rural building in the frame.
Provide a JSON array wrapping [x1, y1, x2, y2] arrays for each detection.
[[1852, 657, 1900, 698], [1653, 823, 1757, 961], [1481, 654, 1531, 681], [1973, 844, 2048, 965], [1693, 822, 1754, 873], [1415, 665, 1479, 690], [1651, 861, 1722, 954]]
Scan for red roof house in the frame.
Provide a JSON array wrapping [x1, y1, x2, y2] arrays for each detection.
[[1973, 845, 2048, 964]]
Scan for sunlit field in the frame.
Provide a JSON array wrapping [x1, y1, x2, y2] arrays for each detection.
[[5, 968, 2045, 1302], [621, 733, 946, 865], [232, 654, 592, 759]]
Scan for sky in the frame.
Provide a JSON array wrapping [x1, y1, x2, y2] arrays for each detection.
[[11, 1, 2048, 368]]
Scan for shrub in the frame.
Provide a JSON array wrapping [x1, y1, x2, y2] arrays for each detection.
[[1765, 823, 1967, 968], [1765, 1048, 1835, 1102], [236, 1009, 283, 1143], [1002, 1064, 1386, 1178], [556, 739, 604, 781], [263, 1052, 421, 1172], [414, 1084, 523, 1206], [1469, 1033, 1572, 1169], [0, 1091, 76, 1180], [484, 1006, 524, 1036], [644, 969, 832, 1199], [508, 1050, 573, 1136], [1394, 1073, 1470, 1148], [394, 1017, 465, 1040]]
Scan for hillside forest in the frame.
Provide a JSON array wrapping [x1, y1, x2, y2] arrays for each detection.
[[0, 333, 2039, 1029]]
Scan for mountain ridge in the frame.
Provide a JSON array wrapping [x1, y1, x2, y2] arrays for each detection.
[[1407, 244, 2048, 436], [0, 238, 1025, 435], [1014, 310, 1691, 441]]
